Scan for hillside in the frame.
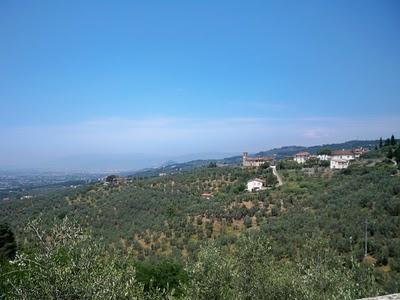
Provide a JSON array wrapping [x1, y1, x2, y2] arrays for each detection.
[[1, 146, 400, 298], [129, 156, 242, 177]]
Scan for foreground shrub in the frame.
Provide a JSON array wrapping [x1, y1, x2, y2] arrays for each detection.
[[184, 234, 381, 300], [0, 218, 171, 299]]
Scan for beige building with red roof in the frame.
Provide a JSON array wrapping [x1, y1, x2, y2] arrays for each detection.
[[353, 147, 369, 158], [329, 149, 358, 169]]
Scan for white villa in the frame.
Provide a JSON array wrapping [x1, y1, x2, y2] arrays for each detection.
[[330, 158, 350, 169], [247, 178, 264, 192], [294, 151, 310, 164], [331, 149, 355, 161], [242, 152, 273, 167], [329, 149, 356, 169]]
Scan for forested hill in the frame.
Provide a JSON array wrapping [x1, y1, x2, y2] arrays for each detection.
[[1, 145, 400, 298], [128, 156, 242, 177]]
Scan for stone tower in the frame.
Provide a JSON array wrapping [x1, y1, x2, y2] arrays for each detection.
[[242, 152, 248, 165]]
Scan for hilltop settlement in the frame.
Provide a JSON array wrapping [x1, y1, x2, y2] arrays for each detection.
[[244, 146, 369, 170]]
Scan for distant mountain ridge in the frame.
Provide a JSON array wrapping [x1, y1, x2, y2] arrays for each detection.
[[129, 139, 379, 177]]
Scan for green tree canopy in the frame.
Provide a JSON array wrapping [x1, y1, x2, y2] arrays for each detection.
[[317, 148, 332, 155]]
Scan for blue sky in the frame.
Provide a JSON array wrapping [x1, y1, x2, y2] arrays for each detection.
[[1, 1, 399, 171]]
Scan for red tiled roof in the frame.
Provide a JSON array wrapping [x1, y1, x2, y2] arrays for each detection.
[[295, 151, 310, 157], [332, 149, 354, 156], [201, 193, 213, 197], [353, 147, 368, 154], [248, 178, 264, 183]]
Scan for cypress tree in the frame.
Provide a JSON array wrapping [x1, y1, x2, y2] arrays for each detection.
[[0, 223, 17, 261], [379, 137, 383, 148], [390, 134, 396, 146]]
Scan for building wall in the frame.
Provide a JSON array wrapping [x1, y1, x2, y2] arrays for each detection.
[[243, 160, 265, 167], [332, 154, 355, 161], [294, 156, 308, 164], [330, 160, 349, 169]]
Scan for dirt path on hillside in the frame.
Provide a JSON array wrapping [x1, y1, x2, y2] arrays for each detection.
[[271, 166, 283, 187]]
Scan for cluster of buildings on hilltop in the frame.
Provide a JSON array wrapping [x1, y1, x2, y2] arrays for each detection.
[[293, 147, 369, 169], [242, 147, 369, 172], [210, 147, 370, 194]]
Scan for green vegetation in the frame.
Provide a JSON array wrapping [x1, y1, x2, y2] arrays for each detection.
[[0, 218, 381, 300], [317, 148, 332, 155], [1, 142, 400, 298], [374, 134, 400, 165], [0, 219, 171, 299], [135, 257, 188, 296]]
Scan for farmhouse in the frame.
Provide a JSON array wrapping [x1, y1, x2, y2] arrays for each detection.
[[103, 175, 127, 186], [353, 147, 369, 158], [201, 192, 213, 199], [247, 178, 264, 192], [330, 158, 350, 169], [331, 149, 355, 161], [242, 152, 273, 167], [294, 151, 310, 164]]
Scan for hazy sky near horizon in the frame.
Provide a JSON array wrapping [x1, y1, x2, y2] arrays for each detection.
[[1, 1, 400, 170]]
